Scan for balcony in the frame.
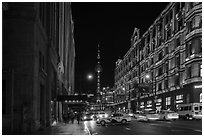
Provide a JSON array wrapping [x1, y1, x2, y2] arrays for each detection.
[[185, 54, 202, 63], [186, 4, 202, 19], [186, 28, 202, 40]]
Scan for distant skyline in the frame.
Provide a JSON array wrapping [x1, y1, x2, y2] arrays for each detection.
[[71, 2, 169, 94]]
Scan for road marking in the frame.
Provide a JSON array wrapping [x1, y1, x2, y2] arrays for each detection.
[[194, 130, 202, 132], [125, 127, 131, 130], [149, 123, 159, 126], [171, 129, 184, 132], [84, 122, 91, 135]]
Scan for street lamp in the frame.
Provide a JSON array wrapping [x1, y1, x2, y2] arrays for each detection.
[[145, 73, 157, 110], [145, 73, 151, 83], [87, 74, 93, 80]]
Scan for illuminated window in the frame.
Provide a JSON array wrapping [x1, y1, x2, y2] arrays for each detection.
[[147, 100, 152, 107], [192, 63, 200, 77], [166, 97, 171, 106], [140, 102, 144, 108], [200, 93, 202, 103]]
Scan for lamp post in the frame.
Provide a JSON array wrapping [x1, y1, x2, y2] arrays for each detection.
[[145, 73, 157, 110], [87, 74, 93, 80], [79, 73, 94, 94]]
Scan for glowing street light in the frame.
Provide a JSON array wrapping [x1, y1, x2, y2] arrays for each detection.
[[145, 73, 151, 80], [87, 74, 93, 80]]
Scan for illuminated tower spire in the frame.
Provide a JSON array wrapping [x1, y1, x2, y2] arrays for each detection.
[[95, 44, 102, 103]]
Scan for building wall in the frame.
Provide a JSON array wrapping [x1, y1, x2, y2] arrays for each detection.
[[114, 2, 202, 112], [2, 2, 75, 134]]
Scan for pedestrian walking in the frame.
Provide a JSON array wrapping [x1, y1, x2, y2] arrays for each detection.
[[76, 112, 81, 124], [70, 111, 75, 124]]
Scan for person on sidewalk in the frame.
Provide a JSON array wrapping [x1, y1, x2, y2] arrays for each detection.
[[70, 111, 75, 124], [76, 112, 81, 124]]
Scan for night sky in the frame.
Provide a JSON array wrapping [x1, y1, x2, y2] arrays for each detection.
[[71, 2, 169, 94]]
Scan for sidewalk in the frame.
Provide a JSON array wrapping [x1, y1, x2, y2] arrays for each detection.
[[32, 120, 90, 135]]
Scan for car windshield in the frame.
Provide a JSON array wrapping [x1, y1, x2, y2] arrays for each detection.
[[148, 110, 156, 114]]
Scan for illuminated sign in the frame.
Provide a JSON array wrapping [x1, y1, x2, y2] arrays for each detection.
[[176, 100, 183, 103], [194, 85, 202, 89]]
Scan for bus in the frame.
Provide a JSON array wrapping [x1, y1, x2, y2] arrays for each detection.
[[177, 103, 202, 120]]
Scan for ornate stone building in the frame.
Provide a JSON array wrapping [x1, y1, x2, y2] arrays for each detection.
[[114, 2, 202, 113]]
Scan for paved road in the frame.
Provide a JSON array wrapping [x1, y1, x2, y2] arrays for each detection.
[[84, 119, 202, 135]]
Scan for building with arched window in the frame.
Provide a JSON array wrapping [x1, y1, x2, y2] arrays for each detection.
[[114, 2, 202, 113]]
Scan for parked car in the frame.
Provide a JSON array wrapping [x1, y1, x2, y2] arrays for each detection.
[[92, 111, 109, 120], [96, 113, 131, 126], [177, 103, 202, 120], [137, 110, 160, 122], [97, 111, 109, 119], [134, 111, 144, 119], [158, 110, 179, 121], [128, 112, 136, 118], [128, 111, 143, 119]]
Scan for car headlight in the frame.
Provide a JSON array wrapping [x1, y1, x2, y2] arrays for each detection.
[[105, 114, 108, 118], [91, 115, 94, 119], [84, 116, 87, 119]]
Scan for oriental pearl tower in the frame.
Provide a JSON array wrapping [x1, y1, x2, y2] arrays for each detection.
[[95, 44, 102, 104]]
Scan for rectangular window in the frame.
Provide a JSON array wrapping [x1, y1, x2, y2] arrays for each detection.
[[193, 16, 202, 29], [186, 66, 192, 79], [186, 41, 192, 57], [176, 55, 180, 68], [175, 74, 180, 86], [165, 46, 168, 54], [158, 66, 163, 76], [165, 62, 168, 72], [165, 79, 168, 89], [147, 100, 152, 107], [158, 82, 162, 91], [176, 94, 183, 103], [140, 102, 144, 108], [169, 58, 175, 69], [176, 37, 180, 47], [166, 97, 171, 106], [158, 51, 163, 61], [178, 17, 184, 31], [192, 37, 202, 54], [176, 94, 183, 100], [192, 63, 200, 77]]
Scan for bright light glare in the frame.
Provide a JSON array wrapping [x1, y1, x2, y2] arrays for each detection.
[[145, 74, 150, 79], [87, 74, 93, 80]]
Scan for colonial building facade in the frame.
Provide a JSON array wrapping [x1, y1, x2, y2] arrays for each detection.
[[114, 2, 202, 113], [2, 2, 75, 134]]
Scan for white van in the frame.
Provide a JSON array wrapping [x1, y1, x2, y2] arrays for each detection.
[[177, 103, 202, 120]]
